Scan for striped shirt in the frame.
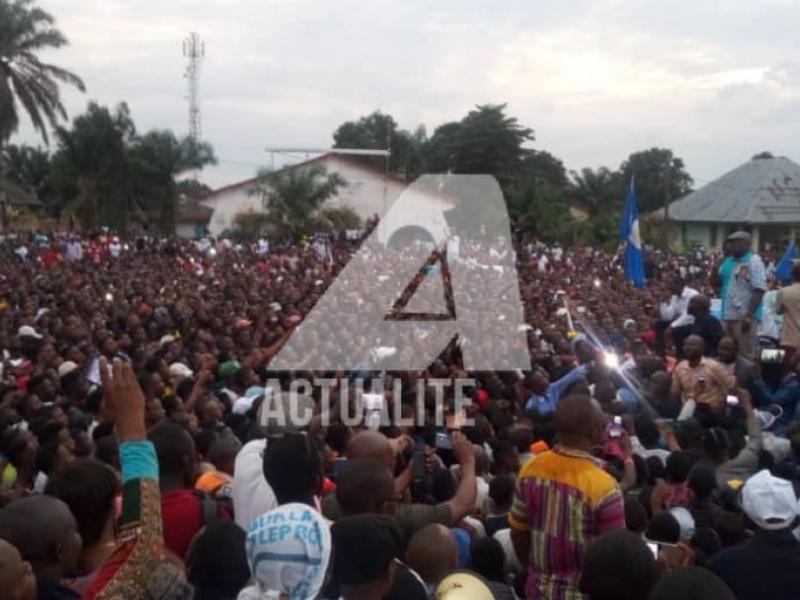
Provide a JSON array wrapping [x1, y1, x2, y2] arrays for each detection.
[[509, 446, 625, 600]]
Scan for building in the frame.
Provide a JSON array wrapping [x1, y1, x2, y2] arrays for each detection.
[[200, 153, 452, 244], [652, 154, 800, 250], [175, 197, 213, 239]]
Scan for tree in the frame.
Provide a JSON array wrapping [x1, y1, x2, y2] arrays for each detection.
[[252, 163, 345, 237], [569, 166, 624, 217], [1, 143, 58, 214], [0, 0, 85, 227], [54, 102, 134, 230], [423, 104, 534, 190], [619, 148, 693, 214], [508, 178, 576, 243], [176, 178, 212, 199], [332, 111, 424, 180], [128, 131, 216, 233], [53, 102, 216, 232]]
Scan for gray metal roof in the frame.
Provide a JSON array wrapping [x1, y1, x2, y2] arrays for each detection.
[[666, 156, 800, 223]]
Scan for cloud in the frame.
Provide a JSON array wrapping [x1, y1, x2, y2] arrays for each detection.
[[8, 0, 800, 189]]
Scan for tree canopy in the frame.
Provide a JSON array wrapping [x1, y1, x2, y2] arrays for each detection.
[[0, 0, 85, 144]]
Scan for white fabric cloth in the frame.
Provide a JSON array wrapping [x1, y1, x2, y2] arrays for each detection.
[[660, 286, 700, 329], [238, 503, 331, 600], [233, 439, 277, 530]]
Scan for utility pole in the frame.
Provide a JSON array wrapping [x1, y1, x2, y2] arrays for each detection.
[[183, 32, 205, 142]]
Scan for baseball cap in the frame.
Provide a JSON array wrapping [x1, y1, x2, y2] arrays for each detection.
[[726, 230, 751, 241], [218, 360, 242, 379], [159, 334, 177, 349], [168, 362, 194, 381], [435, 571, 498, 599], [669, 507, 696, 541], [232, 386, 265, 416], [58, 361, 79, 379], [18, 325, 43, 340], [741, 469, 799, 530]]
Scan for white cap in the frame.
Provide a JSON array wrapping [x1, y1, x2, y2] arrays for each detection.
[[58, 361, 79, 379], [168, 362, 194, 381], [742, 469, 799, 530], [159, 334, 176, 349], [18, 325, 43, 340]]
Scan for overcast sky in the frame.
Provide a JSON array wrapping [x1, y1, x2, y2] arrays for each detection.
[[13, 0, 800, 189]]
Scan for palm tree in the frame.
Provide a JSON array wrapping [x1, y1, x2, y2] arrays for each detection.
[[569, 167, 623, 217], [0, 0, 85, 227], [252, 164, 345, 238]]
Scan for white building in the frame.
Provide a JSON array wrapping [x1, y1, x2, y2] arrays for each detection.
[[200, 153, 452, 243]]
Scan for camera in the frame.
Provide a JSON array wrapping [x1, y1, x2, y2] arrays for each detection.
[[760, 348, 786, 365]]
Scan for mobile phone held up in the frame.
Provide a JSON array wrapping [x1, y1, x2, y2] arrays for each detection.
[[435, 431, 453, 450], [726, 395, 739, 407], [608, 415, 624, 439]]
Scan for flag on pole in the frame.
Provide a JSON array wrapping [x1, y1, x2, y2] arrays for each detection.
[[619, 178, 646, 288], [775, 242, 797, 284]]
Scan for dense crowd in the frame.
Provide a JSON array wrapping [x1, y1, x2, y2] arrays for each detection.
[[1, 226, 800, 600]]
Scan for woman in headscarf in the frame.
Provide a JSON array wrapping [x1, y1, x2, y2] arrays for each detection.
[[238, 503, 332, 600]]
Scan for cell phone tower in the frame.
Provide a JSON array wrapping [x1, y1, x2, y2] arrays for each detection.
[[183, 32, 205, 142]]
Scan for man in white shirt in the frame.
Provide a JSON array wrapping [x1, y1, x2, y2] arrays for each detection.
[[655, 276, 700, 359]]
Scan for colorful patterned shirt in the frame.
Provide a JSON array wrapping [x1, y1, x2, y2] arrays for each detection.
[[509, 446, 625, 600]]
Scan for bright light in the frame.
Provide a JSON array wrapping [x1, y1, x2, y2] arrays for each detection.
[[593, 278, 602, 288], [603, 351, 619, 368], [208, 248, 217, 257], [104, 293, 114, 302]]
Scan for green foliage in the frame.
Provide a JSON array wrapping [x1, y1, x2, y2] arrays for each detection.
[[2, 143, 57, 213], [37, 101, 216, 232], [619, 147, 693, 213], [231, 212, 273, 240], [251, 163, 345, 237], [569, 166, 624, 217], [423, 104, 534, 190], [332, 111, 424, 180], [317, 205, 362, 231], [508, 178, 575, 243], [0, 0, 85, 143]]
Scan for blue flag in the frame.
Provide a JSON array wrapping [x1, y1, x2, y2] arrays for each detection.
[[619, 178, 646, 288], [776, 242, 797, 284]]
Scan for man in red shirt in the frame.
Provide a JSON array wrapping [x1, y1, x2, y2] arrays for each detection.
[[148, 422, 231, 559]]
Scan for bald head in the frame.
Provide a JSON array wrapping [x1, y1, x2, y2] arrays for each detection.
[[336, 458, 395, 517], [405, 524, 458, 585], [0, 539, 36, 600], [683, 335, 706, 360], [554, 395, 603, 447], [346, 431, 394, 472], [0, 496, 81, 577]]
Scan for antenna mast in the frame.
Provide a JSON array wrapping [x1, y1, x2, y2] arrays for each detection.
[[183, 32, 205, 141]]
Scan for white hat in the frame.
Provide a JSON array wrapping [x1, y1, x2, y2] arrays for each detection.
[[18, 325, 43, 340], [58, 361, 79, 379], [159, 334, 176, 349], [742, 469, 799, 530], [35, 308, 50, 322], [168, 362, 194, 381]]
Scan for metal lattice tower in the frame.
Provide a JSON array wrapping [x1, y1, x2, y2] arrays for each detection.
[[183, 32, 205, 141]]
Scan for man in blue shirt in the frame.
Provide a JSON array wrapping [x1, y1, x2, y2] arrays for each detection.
[[523, 363, 591, 415], [718, 231, 767, 360]]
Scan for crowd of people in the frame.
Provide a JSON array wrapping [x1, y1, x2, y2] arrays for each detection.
[[1, 225, 800, 600]]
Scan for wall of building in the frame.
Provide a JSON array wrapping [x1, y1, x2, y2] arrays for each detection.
[[200, 155, 447, 238]]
